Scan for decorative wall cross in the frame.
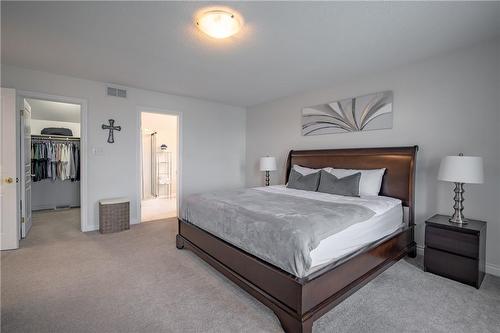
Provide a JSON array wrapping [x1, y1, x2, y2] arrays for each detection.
[[101, 119, 121, 143]]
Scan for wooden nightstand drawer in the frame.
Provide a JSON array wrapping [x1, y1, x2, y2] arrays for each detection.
[[425, 226, 478, 258], [424, 214, 486, 289], [424, 247, 478, 287]]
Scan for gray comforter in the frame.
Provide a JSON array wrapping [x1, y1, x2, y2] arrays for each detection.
[[183, 188, 375, 277]]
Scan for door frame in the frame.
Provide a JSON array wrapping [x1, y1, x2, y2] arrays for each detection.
[[136, 106, 182, 223], [20, 99, 32, 238], [17, 90, 89, 232]]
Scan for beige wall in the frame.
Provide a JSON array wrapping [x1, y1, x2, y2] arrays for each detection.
[[2, 64, 246, 229], [246, 39, 500, 275]]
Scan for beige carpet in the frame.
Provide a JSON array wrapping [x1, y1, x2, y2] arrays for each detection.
[[1, 209, 499, 333]]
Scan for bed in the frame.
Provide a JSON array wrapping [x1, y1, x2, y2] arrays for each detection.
[[176, 146, 418, 333]]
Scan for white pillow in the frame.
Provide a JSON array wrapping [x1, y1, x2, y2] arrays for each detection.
[[325, 168, 386, 196], [292, 164, 322, 176]]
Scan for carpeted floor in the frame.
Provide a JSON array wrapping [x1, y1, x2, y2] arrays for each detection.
[[1, 209, 499, 333]]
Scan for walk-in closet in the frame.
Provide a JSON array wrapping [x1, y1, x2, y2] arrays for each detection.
[[22, 97, 81, 238]]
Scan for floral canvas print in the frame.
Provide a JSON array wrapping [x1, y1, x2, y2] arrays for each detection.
[[301, 91, 393, 136]]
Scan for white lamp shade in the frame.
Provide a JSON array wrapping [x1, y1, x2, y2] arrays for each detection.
[[438, 155, 484, 184], [260, 156, 277, 171]]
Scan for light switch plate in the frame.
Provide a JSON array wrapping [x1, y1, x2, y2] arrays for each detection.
[[92, 147, 104, 156]]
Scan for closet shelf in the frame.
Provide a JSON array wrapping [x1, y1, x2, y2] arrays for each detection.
[[32, 134, 80, 141]]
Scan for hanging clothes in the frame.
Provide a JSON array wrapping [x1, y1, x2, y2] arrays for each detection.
[[70, 143, 79, 181], [31, 139, 80, 182]]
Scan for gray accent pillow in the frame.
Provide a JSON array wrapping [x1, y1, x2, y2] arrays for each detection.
[[287, 169, 321, 191], [317, 170, 361, 197]]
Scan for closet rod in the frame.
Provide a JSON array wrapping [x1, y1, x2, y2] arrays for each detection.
[[31, 134, 80, 141]]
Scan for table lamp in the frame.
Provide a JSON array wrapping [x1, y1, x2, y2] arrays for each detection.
[[438, 153, 484, 225], [260, 156, 277, 186]]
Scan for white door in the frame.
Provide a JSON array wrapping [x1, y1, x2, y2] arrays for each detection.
[[20, 99, 32, 238], [1, 88, 19, 250]]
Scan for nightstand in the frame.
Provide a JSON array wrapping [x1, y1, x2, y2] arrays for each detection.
[[424, 214, 486, 288]]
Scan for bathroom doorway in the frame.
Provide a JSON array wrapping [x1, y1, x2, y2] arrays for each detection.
[[140, 111, 179, 222]]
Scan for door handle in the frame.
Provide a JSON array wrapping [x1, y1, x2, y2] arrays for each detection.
[[4, 177, 14, 184]]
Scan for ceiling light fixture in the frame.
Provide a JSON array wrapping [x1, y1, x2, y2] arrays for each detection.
[[196, 9, 243, 39]]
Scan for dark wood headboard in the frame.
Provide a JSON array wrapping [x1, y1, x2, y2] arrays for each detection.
[[286, 146, 418, 224]]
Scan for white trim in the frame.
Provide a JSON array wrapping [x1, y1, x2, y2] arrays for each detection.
[[486, 263, 500, 277], [136, 108, 143, 225], [32, 205, 81, 211], [17, 90, 89, 233], [415, 244, 500, 277], [136, 106, 182, 223], [416, 244, 425, 256]]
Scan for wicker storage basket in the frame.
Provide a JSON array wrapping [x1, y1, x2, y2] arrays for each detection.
[[99, 198, 130, 234]]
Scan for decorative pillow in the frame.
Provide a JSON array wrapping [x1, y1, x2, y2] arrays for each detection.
[[324, 168, 386, 196], [317, 170, 361, 197], [287, 169, 321, 191], [293, 164, 322, 176]]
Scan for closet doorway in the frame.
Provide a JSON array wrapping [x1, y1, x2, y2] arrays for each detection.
[[139, 111, 179, 222], [17, 93, 85, 240]]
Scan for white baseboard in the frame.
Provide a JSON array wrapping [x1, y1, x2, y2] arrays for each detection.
[[82, 224, 98, 232], [33, 204, 80, 211], [486, 263, 500, 277], [416, 244, 425, 256], [415, 244, 500, 277], [81, 217, 138, 233]]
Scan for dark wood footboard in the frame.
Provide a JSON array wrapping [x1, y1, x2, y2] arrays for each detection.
[[177, 146, 418, 332], [177, 218, 414, 333]]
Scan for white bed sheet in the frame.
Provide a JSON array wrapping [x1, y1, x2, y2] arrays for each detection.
[[255, 185, 404, 273]]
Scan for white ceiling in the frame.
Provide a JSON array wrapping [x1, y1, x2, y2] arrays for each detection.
[[27, 98, 81, 123], [3, 2, 500, 107]]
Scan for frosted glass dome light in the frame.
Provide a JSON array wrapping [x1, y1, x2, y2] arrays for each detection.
[[196, 10, 243, 39]]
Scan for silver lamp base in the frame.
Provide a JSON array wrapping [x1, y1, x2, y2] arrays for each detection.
[[449, 215, 468, 225], [449, 182, 468, 225], [265, 170, 270, 186]]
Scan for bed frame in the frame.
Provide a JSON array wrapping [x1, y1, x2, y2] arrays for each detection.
[[177, 146, 418, 333]]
